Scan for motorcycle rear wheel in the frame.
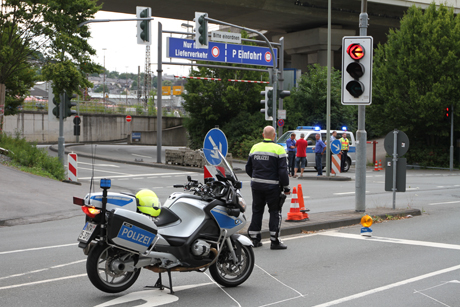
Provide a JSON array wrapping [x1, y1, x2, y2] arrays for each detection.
[[86, 243, 141, 293], [209, 242, 254, 287]]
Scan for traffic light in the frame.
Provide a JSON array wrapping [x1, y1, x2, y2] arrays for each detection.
[[136, 7, 151, 45], [64, 93, 77, 118], [260, 87, 273, 121], [52, 96, 60, 118], [444, 107, 451, 121], [341, 36, 373, 105], [195, 12, 208, 49], [277, 90, 290, 101]]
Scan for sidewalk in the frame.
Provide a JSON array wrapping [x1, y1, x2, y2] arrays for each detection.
[[1, 147, 422, 237]]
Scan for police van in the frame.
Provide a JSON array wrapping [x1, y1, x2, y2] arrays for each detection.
[[277, 126, 356, 172]]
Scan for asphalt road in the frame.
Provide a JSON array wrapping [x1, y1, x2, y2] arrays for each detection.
[[1, 201, 459, 307]]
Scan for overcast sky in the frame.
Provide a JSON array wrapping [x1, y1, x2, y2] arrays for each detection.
[[88, 11, 195, 77]]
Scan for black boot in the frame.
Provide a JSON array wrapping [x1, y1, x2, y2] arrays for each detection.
[[270, 241, 287, 250]]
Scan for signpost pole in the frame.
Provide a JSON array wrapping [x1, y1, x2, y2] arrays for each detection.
[[392, 129, 398, 209], [450, 103, 454, 171], [278, 38, 284, 137], [157, 22, 163, 163], [355, 0, 368, 212]]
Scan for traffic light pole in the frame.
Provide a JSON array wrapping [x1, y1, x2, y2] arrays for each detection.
[[355, 0, 368, 212], [157, 22, 163, 164], [450, 104, 454, 171], [278, 38, 284, 137], [58, 93, 65, 164]]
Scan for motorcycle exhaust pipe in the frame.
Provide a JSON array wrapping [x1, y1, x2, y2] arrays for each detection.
[[144, 248, 218, 273]]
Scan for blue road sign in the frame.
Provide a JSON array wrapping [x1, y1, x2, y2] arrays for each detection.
[[203, 128, 228, 165], [166, 37, 277, 67], [331, 139, 341, 154]]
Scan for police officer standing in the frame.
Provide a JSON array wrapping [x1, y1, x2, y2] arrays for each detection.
[[246, 126, 290, 250], [340, 132, 349, 172]]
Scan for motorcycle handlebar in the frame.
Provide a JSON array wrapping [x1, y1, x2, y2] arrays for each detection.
[[173, 185, 184, 188]]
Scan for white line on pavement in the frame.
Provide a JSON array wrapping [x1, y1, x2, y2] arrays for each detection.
[[319, 232, 460, 250], [333, 191, 370, 195], [0, 260, 86, 281], [79, 171, 196, 180], [78, 167, 127, 175], [78, 162, 120, 167], [0, 243, 76, 255], [0, 274, 87, 290], [132, 154, 152, 158], [428, 200, 460, 206], [312, 264, 460, 307]]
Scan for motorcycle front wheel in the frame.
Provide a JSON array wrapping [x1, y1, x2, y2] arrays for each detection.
[[86, 243, 141, 293], [209, 241, 254, 287]]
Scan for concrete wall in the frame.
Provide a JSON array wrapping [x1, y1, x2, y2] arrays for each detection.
[[3, 111, 187, 146]]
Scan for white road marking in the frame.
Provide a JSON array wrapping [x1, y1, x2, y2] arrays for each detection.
[[132, 153, 152, 158], [94, 283, 212, 307], [312, 265, 460, 307], [333, 191, 370, 195], [319, 232, 460, 250], [428, 200, 460, 206], [0, 274, 87, 290], [161, 176, 172, 178], [78, 162, 120, 167], [407, 187, 419, 191], [78, 167, 127, 175], [79, 171, 196, 180], [0, 260, 86, 281], [132, 177, 144, 180], [0, 243, 76, 255]]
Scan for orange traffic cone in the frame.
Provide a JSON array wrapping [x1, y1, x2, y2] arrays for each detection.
[[285, 187, 308, 222], [296, 184, 310, 220], [373, 160, 379, 171], [378, 160, 383, 171]]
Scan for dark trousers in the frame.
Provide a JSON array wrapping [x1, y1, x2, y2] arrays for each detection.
[[341, 150, 348, 172], [248, 188, 281, 244], [288, 151, 296, 176], [315, 153, 323, 175]]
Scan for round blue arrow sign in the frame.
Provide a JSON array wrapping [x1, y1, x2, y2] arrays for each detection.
[[331, 139, 342, 155], [203, 128, 228, 165]]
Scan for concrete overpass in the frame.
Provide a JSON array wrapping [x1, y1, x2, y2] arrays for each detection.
[[99, 0, 460, 72]]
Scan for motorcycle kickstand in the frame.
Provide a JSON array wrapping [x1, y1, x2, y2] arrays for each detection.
[[146, 270, 174, 294]]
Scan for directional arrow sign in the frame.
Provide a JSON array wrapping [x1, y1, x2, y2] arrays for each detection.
[[331, 139, 342, 155], [203, 128, 228, 165]]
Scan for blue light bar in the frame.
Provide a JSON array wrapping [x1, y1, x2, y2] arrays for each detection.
[[100, 178, 111, 189], [314, 126, 321, 131], [342, 126, 347, 131], [296, 126, 315, 130]]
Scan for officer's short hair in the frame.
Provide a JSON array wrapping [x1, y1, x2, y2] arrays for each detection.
[[300, 133, 305, 138], [291, 133, 296, 137], [332, 131, 336, 134]]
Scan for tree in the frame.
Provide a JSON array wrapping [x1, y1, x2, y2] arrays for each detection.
[[0, 0, 102, 120], [41, 0, 101, 102], [369, 3, 460, 166], [182, 65, 267, 151], [285, 64, 357, 132]]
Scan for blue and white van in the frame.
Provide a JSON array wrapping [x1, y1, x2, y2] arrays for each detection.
[[276, 126, 356, 172]]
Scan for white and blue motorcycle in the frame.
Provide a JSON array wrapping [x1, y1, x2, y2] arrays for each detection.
[[73, 149, 254, 294]]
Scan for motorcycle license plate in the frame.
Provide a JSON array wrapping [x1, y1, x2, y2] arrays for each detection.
[[78, 222, 97, 243]]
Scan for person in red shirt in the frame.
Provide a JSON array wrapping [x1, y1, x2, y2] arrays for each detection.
[[294, 133, 308, 177]]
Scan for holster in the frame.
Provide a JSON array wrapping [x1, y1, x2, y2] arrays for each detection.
[[278, 193, 287, 210]]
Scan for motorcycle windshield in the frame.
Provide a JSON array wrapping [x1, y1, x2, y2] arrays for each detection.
[[201, 148, 238, 184]]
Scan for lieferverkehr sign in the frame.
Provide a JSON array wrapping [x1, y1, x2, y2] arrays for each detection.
[[166, 37, 277, 67]]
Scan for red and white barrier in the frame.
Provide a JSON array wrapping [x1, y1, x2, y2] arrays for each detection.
[[175, 76, 221, 81], [331, 153, 341, 175], [68, 153, 78, 181], [227, 79, 270, 84]]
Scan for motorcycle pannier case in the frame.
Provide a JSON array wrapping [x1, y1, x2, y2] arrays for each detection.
[[107, 208, 158, 253]]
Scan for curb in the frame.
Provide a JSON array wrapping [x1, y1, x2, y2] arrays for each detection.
[[238, 208, 422, 239], [50, 144, 247, 174]]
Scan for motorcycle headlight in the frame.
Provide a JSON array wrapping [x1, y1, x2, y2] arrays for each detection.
[[238, 197, 247, 213]]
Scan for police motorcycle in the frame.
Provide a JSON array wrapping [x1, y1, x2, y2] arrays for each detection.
[[73, 148, 254, 294]]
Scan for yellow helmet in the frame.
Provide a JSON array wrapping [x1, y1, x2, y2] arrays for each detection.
[[135, 189, 161, 217]]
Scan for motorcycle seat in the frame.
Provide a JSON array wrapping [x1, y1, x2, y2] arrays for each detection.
[[154, 207, 180, 227]]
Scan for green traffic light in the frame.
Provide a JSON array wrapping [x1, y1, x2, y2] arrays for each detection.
[[198, 15, 207, 45], [346, 81, 365, 98]]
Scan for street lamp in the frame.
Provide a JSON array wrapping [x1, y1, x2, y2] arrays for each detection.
[[102, 48, 107, 104]]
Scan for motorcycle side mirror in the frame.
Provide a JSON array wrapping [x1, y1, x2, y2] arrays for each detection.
[[235, 181, 242, 189], [187, 175, 192, 182]]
